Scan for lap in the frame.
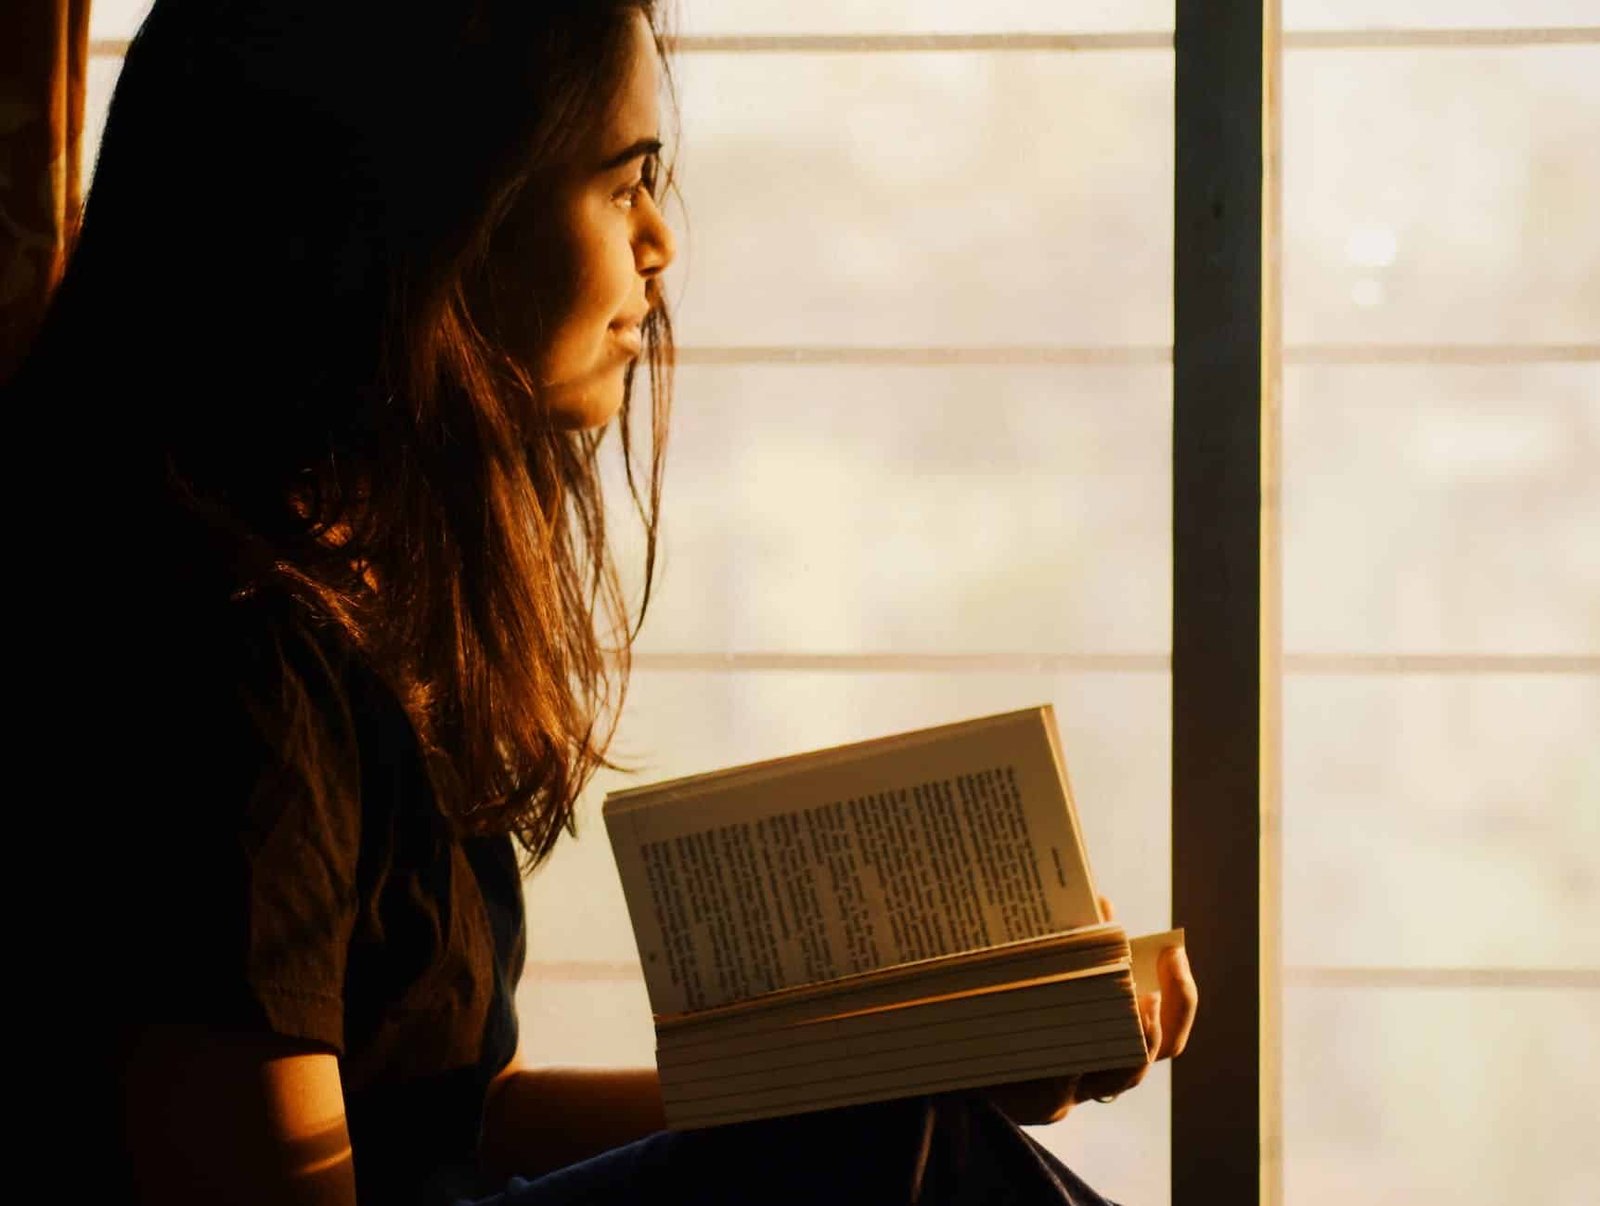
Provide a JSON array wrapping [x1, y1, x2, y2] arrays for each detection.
[[460, 1094, 1120, 1206]]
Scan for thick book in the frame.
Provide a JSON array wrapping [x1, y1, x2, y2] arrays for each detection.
[[603, 704, 1183, 1129]]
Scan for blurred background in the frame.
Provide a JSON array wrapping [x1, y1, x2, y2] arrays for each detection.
[[81, 2, 1599, 1202]]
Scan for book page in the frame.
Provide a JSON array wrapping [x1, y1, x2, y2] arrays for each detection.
[[606, 707, 1104, 1015], [656, 926, 1127, 1039], [656, 971, 1148, 1129], [1129, 927, 1186, 996]]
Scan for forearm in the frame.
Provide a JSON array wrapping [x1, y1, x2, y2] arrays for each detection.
[[478, 1065, 666, 1182]]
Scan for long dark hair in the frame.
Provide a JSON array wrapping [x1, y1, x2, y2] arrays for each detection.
[[12, 0, 678, 865]]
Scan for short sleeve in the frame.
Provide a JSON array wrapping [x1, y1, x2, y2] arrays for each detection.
[[107, 593, 363, 1053]]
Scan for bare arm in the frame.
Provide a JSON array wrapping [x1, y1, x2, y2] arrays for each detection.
[[478, 1056, 666, 1183], [122, 1025, 356, 1206]]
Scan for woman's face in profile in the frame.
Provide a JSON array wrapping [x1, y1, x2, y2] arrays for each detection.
[[498, 8, 675, 430]]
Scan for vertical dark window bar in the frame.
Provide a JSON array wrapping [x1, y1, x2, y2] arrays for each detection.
[[1172, 1, 1282, 1204]]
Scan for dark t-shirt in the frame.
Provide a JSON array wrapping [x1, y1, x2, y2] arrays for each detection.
[[98, 585, 525, 1205]]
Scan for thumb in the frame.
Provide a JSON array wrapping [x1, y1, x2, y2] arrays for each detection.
[[1139, 990, 1163, 1062]]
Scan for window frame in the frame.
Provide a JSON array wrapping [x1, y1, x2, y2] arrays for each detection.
[[1171, 3, 1280, 1203]]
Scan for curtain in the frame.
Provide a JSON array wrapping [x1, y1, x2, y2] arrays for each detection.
[[0, 0, 91, 383]]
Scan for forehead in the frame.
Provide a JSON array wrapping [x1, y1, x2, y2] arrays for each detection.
[[600, 9, 660, 143]]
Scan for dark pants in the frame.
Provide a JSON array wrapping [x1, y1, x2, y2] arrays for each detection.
[[460, 1094, 1121, 1206]]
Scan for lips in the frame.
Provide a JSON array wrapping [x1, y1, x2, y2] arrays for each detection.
[[612, 322, 644, 355]]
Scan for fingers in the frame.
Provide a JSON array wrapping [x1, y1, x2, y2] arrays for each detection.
[[1071, 948, 1199, 1109], [1138, 987, 1163, 1062], [1155, 946, 1198, 1060], [1077, 990, 1159, 1107], [988, 1072, 1082, 1125], [1074, 1062, 1147, 1104], [1098, 895, 1116, 922]]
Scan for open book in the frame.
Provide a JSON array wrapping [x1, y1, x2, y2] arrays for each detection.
[[603, 705, 1183, 1129]]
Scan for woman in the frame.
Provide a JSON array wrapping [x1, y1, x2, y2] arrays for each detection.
[[12, 2, 1194, 1203]]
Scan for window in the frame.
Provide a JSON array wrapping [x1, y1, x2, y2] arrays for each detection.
[[1279, 4, 1599, 1203]]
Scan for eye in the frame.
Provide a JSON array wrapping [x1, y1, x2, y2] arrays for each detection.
[[613, 155, 660, 211]]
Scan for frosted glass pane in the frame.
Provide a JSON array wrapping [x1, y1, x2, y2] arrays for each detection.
[[522, 665, 1169, 1200], [1283, 364, 1600, 655], [1283, 675, 1600, 968], [1283, 47, 1600, 345], [89, 0, 155, 39], [1036, 1060, 1168, 1206], [1285, 2, 1600, 30], [677, 1, 1173, 35], [663, 52, 1171, 346], [615, 364, 1169, 654], [516, 975, 657, 1068], [1284, 987, 1599, 1206], [82, 57, 124, 188]]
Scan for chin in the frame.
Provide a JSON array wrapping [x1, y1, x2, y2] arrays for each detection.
[[547, 387, 625, 431]]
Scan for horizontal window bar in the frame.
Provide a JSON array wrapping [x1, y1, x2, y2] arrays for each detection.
[[632, 652, 1170, 674], [1285, 654, 1599, 675], [1284, 967, 1600, 989], [674, 33, 1170, 53], [518, 961, 1600, 989], [1285, 343, 1600, 366], [1283, 27, 1600, 50], [675, 344, 1597, 368], [678, 346, 1169, 367], [670, 29, 1599, 53], [629, 653, 1598, 675], [88, 27, 1600, 61]]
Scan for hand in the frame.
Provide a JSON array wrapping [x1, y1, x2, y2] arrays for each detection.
[[986, 897, 1199, 1125]]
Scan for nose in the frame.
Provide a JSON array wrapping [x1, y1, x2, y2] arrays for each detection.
[[634, 189, 675, 279]]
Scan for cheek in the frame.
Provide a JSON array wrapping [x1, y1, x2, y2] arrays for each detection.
[[490, 181, 639, 387], [485, 210, 577, 369], [540, 224, 634, 371], [570, 220, 637, 320]]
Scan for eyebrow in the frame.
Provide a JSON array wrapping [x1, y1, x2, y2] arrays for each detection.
[[597, 137, 662, 172]]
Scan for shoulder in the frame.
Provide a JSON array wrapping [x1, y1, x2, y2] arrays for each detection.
[[75, 578, 376, 907], [131, 585, 362, 819], [91, 587, 373, 1046]]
